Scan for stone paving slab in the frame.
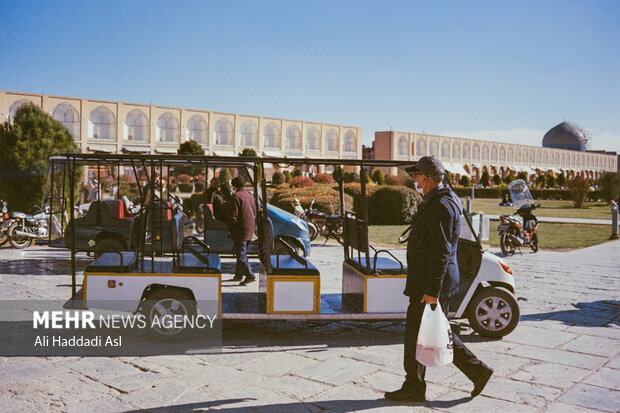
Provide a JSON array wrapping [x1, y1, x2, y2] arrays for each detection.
[[0, 240, 619, 412]]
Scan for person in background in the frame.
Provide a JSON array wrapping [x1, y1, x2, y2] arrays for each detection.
[[228, 176, 257, 286]]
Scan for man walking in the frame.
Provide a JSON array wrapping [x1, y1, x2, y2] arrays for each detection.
[[228, 176, 257, 286], [385, 155, 493, 403]]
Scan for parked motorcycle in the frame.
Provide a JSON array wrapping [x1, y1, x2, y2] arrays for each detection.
[[304, 199, 344, 244], [498, 179, 540, 256], [8, 205, 61, 249], [0, 203, 10, 247]]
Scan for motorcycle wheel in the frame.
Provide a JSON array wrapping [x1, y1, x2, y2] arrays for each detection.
[[467, 286, 520, 338], [500, 232, 516, 256], [0, 227, 9, 247], [530, 232, 539, 253], [8, 222, 32, 249], [307, 221, 319, 241]]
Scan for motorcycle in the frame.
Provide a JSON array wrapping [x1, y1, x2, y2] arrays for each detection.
[[0, 204, 10, 247], [498, 179, 540, 256], [8, 205, 62, 249], [304, 199, 344, 244]]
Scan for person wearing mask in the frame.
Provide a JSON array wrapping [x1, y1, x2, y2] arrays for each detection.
[[385, 155, 493, 403], [228, 176, 257, 286]]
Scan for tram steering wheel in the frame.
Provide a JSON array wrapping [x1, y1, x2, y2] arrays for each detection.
[[398, 225, 413, 244]]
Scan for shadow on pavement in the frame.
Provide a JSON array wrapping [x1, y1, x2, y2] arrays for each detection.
[[521, 300, 619, 327], [121, 395, 472, 412], [1, 258, 90, 275]]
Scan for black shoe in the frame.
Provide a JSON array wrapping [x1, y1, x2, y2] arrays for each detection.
[[239, 277, 256, 286], [231, 275, 243, 281], [384, 388, 426, 403], [471, 368, 493, 398]]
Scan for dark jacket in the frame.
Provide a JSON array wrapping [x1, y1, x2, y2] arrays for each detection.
[[405, 186, 462, 300], [228, 188, 256, 241]]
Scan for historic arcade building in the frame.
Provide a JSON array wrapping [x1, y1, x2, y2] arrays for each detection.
[[374, 130, 617, 181], [0, 90, 361, 170]]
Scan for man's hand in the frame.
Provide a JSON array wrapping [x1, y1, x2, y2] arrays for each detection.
[[420, 294, 438, 304]]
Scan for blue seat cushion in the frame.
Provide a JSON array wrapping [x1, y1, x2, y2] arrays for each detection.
[[177, 252, 221, 274], [270, 255, 320, 276], [349, 256, 405, 275], [87, 252, 137, 273]]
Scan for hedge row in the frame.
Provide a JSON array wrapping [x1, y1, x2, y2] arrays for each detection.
[[271, 183, 421, 225], [452, 187, 604, 201]]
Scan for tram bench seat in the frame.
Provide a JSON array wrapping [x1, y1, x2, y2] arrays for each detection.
[[86, 252, 138, 273], [177, 252, 222, 274], [348, 256, 405, 275], [344, 214, 405, 276], [269, 254, 319, 276]]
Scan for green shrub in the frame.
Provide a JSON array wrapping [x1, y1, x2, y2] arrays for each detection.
[[343, 171, 359, 183], [218, 168, 232, 185], [186, 193, 204, 217], [194, 183, 205, 192], [546, 175, 556, 188], [557, 173, 566, 188], [459, 175, 471, 187], [517, 171, 528, 181], [492, 174, 502, 186], [536, 174, 546, 188], [292, 168, 302, 177], [343, 183, 379, 217], [272, 171, 284, 186], [568, 176, 590, 208], [283, 170, 292, 183], [503, 174, 515, 185], [385, 175, 401, 186], [333, 166, 344, 182], [371, 169, 385, 185], [368, 186, 421, 225], [480, 171, 491, 187], [598, 171, 620, 203]]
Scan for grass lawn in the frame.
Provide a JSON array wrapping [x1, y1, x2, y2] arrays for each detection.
[[461, 198, 612, 220], [368, 223, 613, 250]]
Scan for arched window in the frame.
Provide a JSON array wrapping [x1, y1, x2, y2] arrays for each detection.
[[482, 145, 489, 161], [53, 102, 80, 139], [306, 126, 320, 150], [554, 153, 559, 165], [89, 106, 115, 140], [286, 125, 302, 150], [530, 149, 535, 163], [343, 131, 356, 152], [515, 149, 521, 163], [326, 128, 338, 152], [507, 148, 513, 162], [8, 99, 30, 123], [536, 150, 542, 163], [397, 136, 408, 156], [214, 117, 233, 145], [491, 146, 498, 161], [416, 139, 427, 156], [239, 120, 257, 147], [441, 141, 449, 158], [472, 144, 480, 160], [429, 141, 438, 157], [462, 143, 470, 159], [125, 109, 148, 142], [543, 151, 548, 164], [263, 122, 281, 148], [187, 115, 207, 144], [499, 147, 505, 161], [157, 112, 179, 142], [452, 143, 460, 159], [561, 153, 565, 166]]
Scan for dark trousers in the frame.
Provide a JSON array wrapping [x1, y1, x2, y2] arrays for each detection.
[[403, 297, 489, 394], [233, 239, 254, 279]]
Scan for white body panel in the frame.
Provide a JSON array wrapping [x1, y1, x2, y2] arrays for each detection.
[[366, 277, 408, 313], [454, 251, 516, 318], [273, 281, 315, 312], [85, 274, 220, 315]]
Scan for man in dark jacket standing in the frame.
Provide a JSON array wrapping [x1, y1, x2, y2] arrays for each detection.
[[385, 156, 493, 403], [228, 176, 257, 286]]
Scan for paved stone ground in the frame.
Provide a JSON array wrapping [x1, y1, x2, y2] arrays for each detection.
[[0, 240, 618, 412]]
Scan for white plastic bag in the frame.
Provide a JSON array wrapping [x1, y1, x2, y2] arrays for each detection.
[[416, 303, 454, 366]]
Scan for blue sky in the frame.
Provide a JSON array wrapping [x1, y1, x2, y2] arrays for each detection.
[[1, 0, 618, 153]]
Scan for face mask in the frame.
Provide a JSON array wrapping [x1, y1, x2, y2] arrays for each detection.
[[414, 180, 424, 195]]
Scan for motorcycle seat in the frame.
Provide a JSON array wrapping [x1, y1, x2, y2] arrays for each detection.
[[11, 212, 33, 220], [325, 215, 341, 222]]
